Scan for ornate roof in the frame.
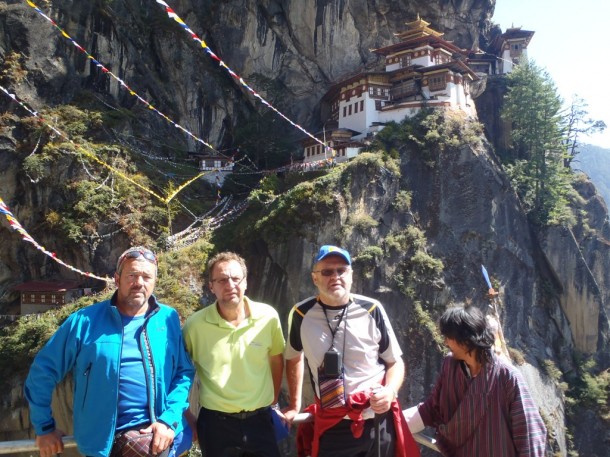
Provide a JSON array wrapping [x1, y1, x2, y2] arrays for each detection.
[[371, 16, 466, 57], [394, 15, 444, 40], [489, 26, 535, 53]]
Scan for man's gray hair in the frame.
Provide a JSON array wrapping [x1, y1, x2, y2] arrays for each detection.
[[116, 246, 158, 276]]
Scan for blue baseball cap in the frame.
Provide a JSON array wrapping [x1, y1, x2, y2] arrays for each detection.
[[314, 245, 351, 266]]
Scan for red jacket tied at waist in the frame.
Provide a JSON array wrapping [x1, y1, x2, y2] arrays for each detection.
[[296, 390, 420, 457]]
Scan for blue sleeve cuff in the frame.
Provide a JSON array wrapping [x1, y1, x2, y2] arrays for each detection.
[[36, 419, 56, 436], [157, 419, 177, 432]]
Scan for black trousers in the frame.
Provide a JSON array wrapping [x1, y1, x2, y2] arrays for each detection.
[[197, 407, 281, 457], [318, 412, 396, 457]]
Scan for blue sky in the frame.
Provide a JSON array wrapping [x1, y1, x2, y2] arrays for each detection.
[[492, 0, 610, 148]]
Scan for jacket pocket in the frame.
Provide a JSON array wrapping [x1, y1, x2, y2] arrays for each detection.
[[81, 362, 92, 409]]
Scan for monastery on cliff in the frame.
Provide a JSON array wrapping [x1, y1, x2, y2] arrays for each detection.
[[303, 17, 534, 163]]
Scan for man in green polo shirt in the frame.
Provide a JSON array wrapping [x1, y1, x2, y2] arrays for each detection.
[[182, 251, 285, 457]]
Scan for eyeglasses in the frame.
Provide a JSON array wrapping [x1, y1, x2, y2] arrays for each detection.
[[312, 267, 351, 277], [117, 249, 157, 272], [211, 276, 245, 286]]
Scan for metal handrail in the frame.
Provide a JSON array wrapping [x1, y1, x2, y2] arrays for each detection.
[[0, 437, 76, 455], [1, 412, 439, 455]]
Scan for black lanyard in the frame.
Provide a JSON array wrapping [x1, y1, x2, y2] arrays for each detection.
[[322, 303, 348, 351]]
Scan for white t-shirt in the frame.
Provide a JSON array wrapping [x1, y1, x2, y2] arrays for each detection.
[[285, 294, 403, 399]]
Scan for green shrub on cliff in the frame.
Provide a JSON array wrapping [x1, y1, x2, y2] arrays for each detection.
[[369, 108, 484, 166], [566, 358, 610, 423], [217, 152, 400, 246], [0, 294, 104, 389], [11, 100, 212, 251]]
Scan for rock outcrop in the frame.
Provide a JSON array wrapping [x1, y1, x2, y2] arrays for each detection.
[[1, 1, 610, 456]]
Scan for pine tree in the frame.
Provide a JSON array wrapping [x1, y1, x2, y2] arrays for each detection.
[[563, 96, 606, 168], [502, 60, 573, 226]]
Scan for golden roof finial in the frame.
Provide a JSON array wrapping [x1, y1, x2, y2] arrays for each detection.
[[395, 15, 443, 39]]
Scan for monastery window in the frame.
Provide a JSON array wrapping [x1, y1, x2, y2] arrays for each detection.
[[348, 104, 352, 115], [429, 75, 446, 91], [343, 106, 347, 117], [360, 100, 364, 111], [354, 103, 358, 113], [400, 54, 412, 68], [369, 86, 384, 97], [510, 43, 522, 57], [390, 80, 417, 100]]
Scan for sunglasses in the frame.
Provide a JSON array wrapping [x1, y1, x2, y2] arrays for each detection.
[[117, 249, 157, 271], [312, 267, 351, 277]]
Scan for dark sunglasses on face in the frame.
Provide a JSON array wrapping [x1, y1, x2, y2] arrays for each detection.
[[117, 250, 157, 271], [313, 267, 351, 277]]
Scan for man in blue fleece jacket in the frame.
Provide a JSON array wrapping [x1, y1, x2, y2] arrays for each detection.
[[25, 246, 194, 457]]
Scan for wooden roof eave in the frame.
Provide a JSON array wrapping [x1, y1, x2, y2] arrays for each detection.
[[372, 35, 467, 57], [416, 60, 479, 81], [321, 71, 388, 102]]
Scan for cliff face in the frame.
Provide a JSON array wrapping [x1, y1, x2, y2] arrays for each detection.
[[0, 0, 495, 290], [235, 136, 572, 456], [2, 1, 610, 456], [1, 0, 496, 146]]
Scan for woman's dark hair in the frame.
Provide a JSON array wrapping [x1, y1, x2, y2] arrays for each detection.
[[439, 306, 494, 364]]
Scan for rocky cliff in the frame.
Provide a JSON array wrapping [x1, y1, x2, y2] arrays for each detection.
[[1, 1, 610, 456], [0, 0, 496, 285]]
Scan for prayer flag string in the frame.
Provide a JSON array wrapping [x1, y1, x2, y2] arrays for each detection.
[[0, 197, 112, 282], [0, 84, 218, 204], [22, 0, 337, 195], [24, 0, 221, 157], [0, 84, 166, 201], [154, 0, 335, 156]]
